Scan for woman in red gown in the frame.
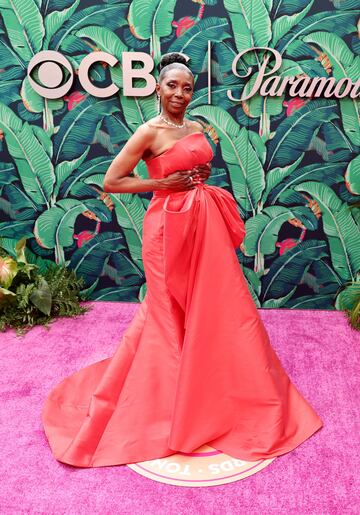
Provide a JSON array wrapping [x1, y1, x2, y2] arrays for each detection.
[[41, 53, 323, 468]]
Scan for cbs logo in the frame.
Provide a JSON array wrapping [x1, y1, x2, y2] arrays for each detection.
[[27, 50, 167, 99]]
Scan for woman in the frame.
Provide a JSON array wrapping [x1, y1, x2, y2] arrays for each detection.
[[42, 52, 323, 468]]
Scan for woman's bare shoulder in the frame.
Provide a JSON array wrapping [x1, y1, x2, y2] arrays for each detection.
[[141, 117, 163, 132], [136, 120, 157, 136], [190, 119, 205, 133], [136, 118, 167, 144]]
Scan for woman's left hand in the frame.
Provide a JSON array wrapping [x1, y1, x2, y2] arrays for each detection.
[[191, 162, 212, 183]]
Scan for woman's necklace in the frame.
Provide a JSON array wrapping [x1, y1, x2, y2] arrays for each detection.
[[159, 113, 186, 129]]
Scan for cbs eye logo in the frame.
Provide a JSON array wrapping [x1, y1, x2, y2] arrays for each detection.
[[27, 50, 159, 99]]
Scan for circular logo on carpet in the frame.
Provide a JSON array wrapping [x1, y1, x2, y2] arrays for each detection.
[[127, 444, 275, 486]]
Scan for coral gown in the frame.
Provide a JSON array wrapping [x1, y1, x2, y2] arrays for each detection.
[[42, 131, 323, 468]]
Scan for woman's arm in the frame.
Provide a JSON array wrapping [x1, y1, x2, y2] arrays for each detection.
[[103, 124, 164, 194]]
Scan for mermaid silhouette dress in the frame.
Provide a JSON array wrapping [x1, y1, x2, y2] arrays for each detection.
[[41, 131, 323, 467]]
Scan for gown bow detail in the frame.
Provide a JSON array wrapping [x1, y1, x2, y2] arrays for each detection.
[[163, 183, 246, 321]]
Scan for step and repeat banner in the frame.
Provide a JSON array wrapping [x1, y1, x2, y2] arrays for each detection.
[[0, 0, 359, 309]]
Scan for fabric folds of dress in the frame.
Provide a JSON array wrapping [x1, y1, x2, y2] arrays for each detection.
[[41, 131, 323, 468], [162, 184, 246, 320]]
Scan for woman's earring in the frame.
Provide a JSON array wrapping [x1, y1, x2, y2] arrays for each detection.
[[157, 95, 161, 114]]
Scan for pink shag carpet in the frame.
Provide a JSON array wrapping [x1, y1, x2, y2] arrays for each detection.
[[0, 302, 359, 514]]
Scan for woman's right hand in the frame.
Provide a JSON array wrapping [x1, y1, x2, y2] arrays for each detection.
[[159, 170, 200, 192]]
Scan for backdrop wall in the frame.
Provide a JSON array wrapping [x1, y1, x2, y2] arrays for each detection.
[[0, 0, 359, 309]]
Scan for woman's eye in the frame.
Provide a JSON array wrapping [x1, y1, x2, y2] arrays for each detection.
[[168, 84, 191, 91]]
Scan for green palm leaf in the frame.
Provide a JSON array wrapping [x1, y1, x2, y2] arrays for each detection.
[[34, 198, 98, 249], [272, 0, 311, 17], [59, 156, 113, 198], [244, 205, 295, 256], [128, 0, 176, 62], [224, 0, 272, 51], [0, 34, 26, 70], [85, 174, 146, 271], [52, 3, 128, 51], [90, 283, 143, 302], [53, 96, 119, 163], [0, 163, 18, 187], [283, 285, 339, 309], [111, 252, 145, 280], [120, 88, 157, 133], [191, 81, 245, 113], [74, 198, 112, 223], [268, 162, 347, 205], [42, 0, 75, 15], [271, 1, 314, 46], [261, 239, 328, 301], [112, 195, 145, 271], [320, 121, 356, 155], [262, 155, 303, 205], [0, 80, 22, 105], [128, 0, 177, 39], [69, 231, 127, 288], [277, 11, 358, 55], [267, 100, 338, 169], [242, 266, 261, 306], [20, 76, 64, 115], [264, 0, 273, 9], [169, 17, 231, 74], [345, 155, 360, 195], [242, 75, 284, 119], [2, 183, 39, 219], [304, 31, 359, 80], [303, 32, 360, 146], [43, 0, 80, 49], [210, 39, 250, 76], [53, 150, 89, 198], [242, 58, 310, 140], [312, 258, 343, 287], [104, 114, 133, 148], [0, 0, 44, 60], [0, 220, 34, 239], [329, 0, 360, 9], [0, 103, 55, 206], [294, 181, 360, 281]]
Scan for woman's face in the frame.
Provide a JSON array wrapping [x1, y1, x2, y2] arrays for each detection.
[[156, 68, 194, 116]]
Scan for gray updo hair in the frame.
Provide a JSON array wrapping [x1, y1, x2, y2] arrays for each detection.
[[158, 52, 194, 83]]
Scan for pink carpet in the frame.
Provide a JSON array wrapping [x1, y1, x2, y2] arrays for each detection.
[[0, 302, 358, 514]]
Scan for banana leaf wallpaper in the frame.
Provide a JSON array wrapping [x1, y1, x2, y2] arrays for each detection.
[[0, 0, 359, 309]]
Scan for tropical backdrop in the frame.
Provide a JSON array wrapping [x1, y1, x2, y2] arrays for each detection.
[[0, 0, 359, 309]]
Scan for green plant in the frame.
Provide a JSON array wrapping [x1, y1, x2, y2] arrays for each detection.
[[333, 199, 360, 331], [0, 237, 90, 336], [335, 273, 360, 331]]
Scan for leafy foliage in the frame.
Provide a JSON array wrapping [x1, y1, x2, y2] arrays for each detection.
[[0, 237, 89, 335]]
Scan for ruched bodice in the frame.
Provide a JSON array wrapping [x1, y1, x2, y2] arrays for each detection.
[[144, 131, 214, 182]]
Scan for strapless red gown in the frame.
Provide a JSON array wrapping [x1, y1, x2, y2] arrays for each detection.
[[42, 131, 323, 467]]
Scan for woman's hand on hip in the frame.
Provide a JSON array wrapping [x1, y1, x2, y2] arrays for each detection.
[[159, 162, 212, 191], [159, 170, 199, 191], [192, 162, 212, 182]]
